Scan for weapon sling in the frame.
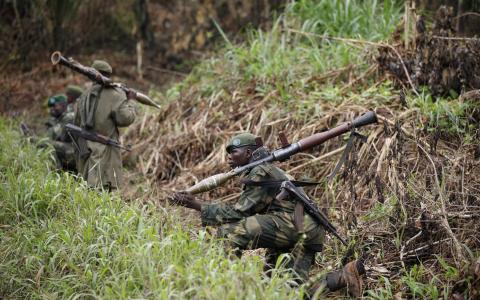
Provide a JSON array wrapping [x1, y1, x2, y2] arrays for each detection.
[[327, 129, 367, 181]]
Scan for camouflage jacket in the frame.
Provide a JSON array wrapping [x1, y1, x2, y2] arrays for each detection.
[[46, 111, 75, 142], [45, 111, 75, 168], [201, 163, 298, 226], [66, 102, 76, 114]]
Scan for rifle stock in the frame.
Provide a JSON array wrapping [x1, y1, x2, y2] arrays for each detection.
[[185, 111, 377, 194], [51, 51, 161, 109]]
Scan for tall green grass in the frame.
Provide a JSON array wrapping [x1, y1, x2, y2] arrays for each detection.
[[406, 89, 475, 137], [174, 0, 403, 104], [290, 0, 401, 39], [0, 119, 298, 299]]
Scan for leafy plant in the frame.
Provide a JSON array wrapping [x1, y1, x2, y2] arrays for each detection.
[[407, 88, 472, 135], [289, 0, 402, 40], [0, 119, 299, 299]]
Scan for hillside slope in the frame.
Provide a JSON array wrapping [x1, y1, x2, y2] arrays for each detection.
[[1, 0, 479, 299], [124, 1, 480, 298]]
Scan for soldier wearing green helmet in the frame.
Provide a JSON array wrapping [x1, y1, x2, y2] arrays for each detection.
[[43, 94, 76, 171], [73, 59, 136, 191], [172, 132, 365, 298], [65, 85, 84, 113], [91, 60, 113, 75]]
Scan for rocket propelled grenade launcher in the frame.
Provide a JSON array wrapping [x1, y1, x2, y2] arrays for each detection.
[[50, 51, 161, 109], [185, 111, 377, 194]]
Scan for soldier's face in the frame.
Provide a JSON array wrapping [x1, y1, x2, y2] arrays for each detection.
[[66, 94, 75, 104], [50, 103, 65, 118], [228, 147, 251, 168]]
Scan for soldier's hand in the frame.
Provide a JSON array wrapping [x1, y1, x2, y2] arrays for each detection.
[[170, 192, 202, 211]]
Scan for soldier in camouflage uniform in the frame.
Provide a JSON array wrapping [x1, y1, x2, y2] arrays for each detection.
[[65, 85, 83, 113], [74, 60, 136, 191], [172, 133, 365, 298], [45, 94, 76, 172]]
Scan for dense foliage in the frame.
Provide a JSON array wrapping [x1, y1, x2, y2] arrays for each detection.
[[1, 0, 479, 299], [0, 120, 298, 298]]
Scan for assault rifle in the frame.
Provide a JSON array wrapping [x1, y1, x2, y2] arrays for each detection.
[[51, 51, 161, 109], [280, 181, 348, 245], [184, 111, 377, 194], [65, 123, 131, 151], [242, 178, 348, 245]]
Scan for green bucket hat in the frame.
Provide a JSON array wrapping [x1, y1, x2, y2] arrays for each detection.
[[47, 94, 67, 107], [65, 85, 83, 99], [226, 133, 258, 153], [91, 60, 112, 75]]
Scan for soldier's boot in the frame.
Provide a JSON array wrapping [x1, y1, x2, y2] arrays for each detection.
[[308, 260, 365, 299], [326, 260, 365, 298]]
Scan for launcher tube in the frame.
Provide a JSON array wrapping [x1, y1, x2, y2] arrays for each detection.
[[185, 111, 377, 194]]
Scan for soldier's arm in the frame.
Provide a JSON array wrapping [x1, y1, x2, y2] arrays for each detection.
[[200, 168, 273, 226], [111, 91, 136, 127]]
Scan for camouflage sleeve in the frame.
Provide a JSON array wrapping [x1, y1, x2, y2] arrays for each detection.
[[111, 90, 136, 127], [59, 112, 75, 142], [47, 124, 63, 141], [200, 167, 274, 226]]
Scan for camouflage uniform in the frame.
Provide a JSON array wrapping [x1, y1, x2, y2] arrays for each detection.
[[46, 111, 76, 170], [74, 60, 136, 190], [201, 161, 325, 280], [199, 133, 365, 297], [44, 95, 76, 171]]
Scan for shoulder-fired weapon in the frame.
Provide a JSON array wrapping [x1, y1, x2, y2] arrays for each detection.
[[65, 123, 131, 151], [184, 111, 377, 194], [51, 51, 161, 109]]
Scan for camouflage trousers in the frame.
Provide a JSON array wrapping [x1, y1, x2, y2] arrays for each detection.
[[217, 212, 325, 281]]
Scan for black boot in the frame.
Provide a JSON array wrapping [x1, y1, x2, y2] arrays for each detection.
[[326, 260, 365, 298]]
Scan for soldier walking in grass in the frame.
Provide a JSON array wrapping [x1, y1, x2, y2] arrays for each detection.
[[74, 60, 136, 191], [172, 132, 365, 298]]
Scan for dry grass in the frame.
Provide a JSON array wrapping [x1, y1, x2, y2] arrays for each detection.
[[123, 61, 479, 296]]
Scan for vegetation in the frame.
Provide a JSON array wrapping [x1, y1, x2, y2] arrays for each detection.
[[133, 1, 479, 299], [2, 0, 479, 299], [176, 0, 402, 105], [0, 120, 298, 298]]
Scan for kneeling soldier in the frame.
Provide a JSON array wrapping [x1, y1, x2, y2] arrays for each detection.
[[172, 132, 365, 298], [45, 94, 76, 172]]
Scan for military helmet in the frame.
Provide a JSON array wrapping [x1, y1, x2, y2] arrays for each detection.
[[47, 94, 67, 107], [65, 85, 83, 99], [226, 132, 258, 153], [91, 60, 112, 75]]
